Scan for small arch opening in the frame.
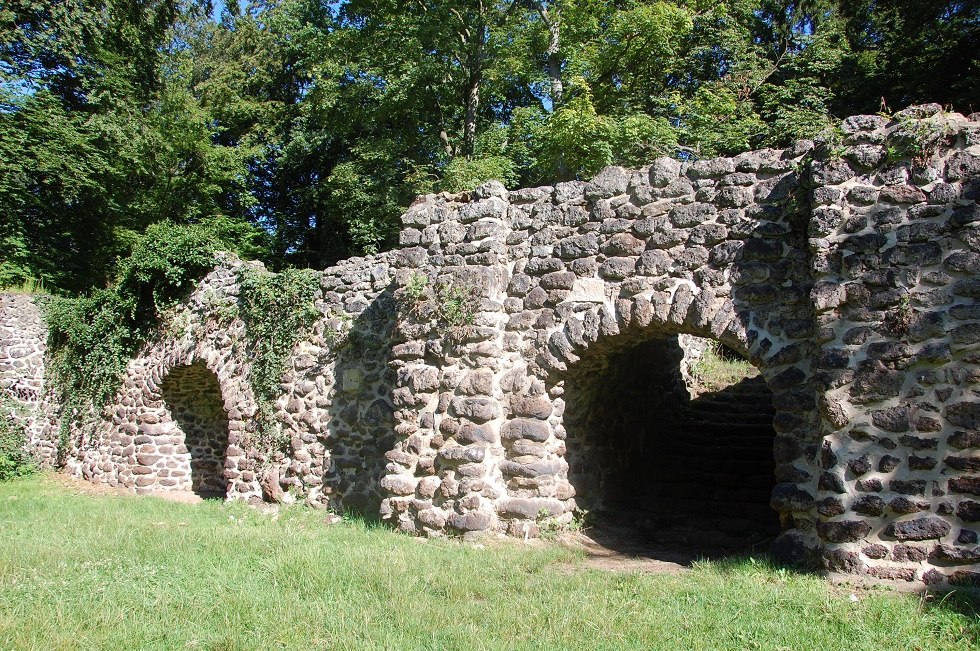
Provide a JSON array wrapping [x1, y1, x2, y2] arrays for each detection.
[[562, 334, 778, 561], [161, 362, 230, 499]]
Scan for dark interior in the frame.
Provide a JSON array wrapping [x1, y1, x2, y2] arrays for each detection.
[[563, 336, 779, 559]]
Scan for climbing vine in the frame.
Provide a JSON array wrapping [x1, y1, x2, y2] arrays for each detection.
[[237, 266, 321, 459]]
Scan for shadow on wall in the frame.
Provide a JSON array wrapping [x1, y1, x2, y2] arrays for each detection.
[[318, 285, 400, 517], [160, 362, 230, 499]]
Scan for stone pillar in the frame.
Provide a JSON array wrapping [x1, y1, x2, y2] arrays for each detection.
[[806, 106, 980, 582]]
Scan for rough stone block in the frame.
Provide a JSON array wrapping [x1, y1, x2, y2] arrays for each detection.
[[886, 517, 951, 541], [817, 520, 872, 543], [949, 476, 980, 496], [500, 418, 551, 443]]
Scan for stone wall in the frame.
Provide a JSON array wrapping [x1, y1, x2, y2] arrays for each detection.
[[380, 135, 821, 545], [803, 109, 980, 584], [2, 254, 398, 511], [0, 294, 58, 465], [2, 105, 979, 584]]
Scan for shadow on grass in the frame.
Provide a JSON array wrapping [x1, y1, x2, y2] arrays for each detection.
[[924, 585, 980, 620]]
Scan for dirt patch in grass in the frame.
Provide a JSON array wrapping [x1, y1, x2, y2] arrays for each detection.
[[45, 472, 204, 504]]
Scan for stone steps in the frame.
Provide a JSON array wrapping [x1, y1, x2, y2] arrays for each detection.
[[653, 443, 775, 462], [678, 397, 775, 417]]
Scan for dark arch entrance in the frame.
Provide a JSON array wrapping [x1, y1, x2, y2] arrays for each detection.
[[161, 362, 230, 498], [561, 334, 779, 559]]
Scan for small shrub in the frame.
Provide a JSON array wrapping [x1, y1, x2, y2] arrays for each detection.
[[397, 272, 481, 340], [435, 281, 480, 329], [0, 403, 34, 481], [884, 292, 914, 336], [537, 508, 589, 540], [403, 272, 429, 305], [886, 113, 953, 165]]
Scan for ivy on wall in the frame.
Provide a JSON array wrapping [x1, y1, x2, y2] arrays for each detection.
[[39, 215, 325, 467], [42, 221, 232, 461], [237, 266, 321, 459]]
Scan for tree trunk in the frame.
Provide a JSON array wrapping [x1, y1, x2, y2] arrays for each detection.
[[462, 30, 484, 157], [536, 2, 563, 108]]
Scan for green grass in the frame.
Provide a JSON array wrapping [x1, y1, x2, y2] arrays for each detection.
[[0, 475, 977, 650], [689, 342, 759, 395], [0, 277, 47, 295]]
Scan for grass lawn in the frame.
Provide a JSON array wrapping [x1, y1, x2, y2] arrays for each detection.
[[0, 475, 977, 650]]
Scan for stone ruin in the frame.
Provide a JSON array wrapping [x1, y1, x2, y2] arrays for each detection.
[[3, 105, 980, 585]]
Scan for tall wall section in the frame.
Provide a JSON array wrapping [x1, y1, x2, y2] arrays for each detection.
[[0, 294, 58, 465], [1, 106, 978, 584]]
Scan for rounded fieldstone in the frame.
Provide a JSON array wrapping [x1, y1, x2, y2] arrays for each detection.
[[817, 497, 846, 517], [770, 483, 815, 512], [848, 455, 872, 476], [878, 455, 901, 472], [888, 497, 929, 514], [949, 476, 980, 496], [500, 418, 551, 442]]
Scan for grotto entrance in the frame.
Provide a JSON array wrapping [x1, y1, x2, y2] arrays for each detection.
[[160, 362, 231, 499], [561, 335, 779, 562]]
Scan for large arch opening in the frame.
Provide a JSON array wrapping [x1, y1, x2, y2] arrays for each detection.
[[561, 334, 779, 560], [160, 362, 230, 498]]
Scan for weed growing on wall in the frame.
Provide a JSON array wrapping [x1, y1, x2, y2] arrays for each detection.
[[0, 400, 35, 481], [885, 112, 953, 164], [237, 266, 321, 459], [43, 222, 231, 461], [398, 271, 480, 338]]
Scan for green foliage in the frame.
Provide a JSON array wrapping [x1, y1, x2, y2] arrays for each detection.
[[0, 277, 46, 295], [682, 83, 767, 157], [0, 402, 34, 482], [439, 124, 520, 192], [398, 271, 480, 337], [440, 155, 517, 194], [435, 282, 480, 330], [42, 221, 244, 461], [885, 113, 954, 165], [403, 272, 429, 304], [0, 1, 267, 293], [539, 82, 616, 181], [883, 291, 915, 336], [612, 114, 679, 168], [536, 507, 589, 540], [3, 0, 979, 291], [237, 266, 321, 458]]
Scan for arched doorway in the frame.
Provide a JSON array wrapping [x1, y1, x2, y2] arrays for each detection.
[[160, 362, 230, 498], [561, 333, 779, 558]]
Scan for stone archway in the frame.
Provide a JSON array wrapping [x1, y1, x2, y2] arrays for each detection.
[[160, 362, 230, 498]]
